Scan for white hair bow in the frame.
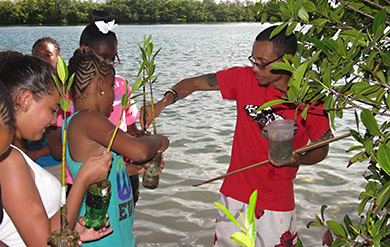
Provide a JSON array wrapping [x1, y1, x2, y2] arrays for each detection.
[[94, 20, 118, 34]]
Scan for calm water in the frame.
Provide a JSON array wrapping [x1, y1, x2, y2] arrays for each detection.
[[0, 23, 367, 246]]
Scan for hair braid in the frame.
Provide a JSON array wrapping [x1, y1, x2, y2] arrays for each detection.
[[68, 47, 114, 99]]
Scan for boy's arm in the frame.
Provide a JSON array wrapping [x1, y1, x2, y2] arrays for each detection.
[[140, 73, 219, 129]]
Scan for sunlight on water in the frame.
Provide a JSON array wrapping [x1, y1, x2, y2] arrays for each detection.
[[0, 23, 367, 246]]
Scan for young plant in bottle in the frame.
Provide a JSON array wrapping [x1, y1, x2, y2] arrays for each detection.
[[47, 56, 80, 247], [137, 35, 163, 190]]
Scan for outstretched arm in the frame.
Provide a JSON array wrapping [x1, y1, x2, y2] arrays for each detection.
[[140, 73, 220, 130]]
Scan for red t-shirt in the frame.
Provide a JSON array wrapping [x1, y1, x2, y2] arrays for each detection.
[[217, 67, 330, 211]]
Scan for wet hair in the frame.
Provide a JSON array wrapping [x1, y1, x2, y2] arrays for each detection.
[[255, 26, 297, 57], [79, 9, 118, 48], [68, 47, 115, 99], [32, 37, 61, 55], [0, 55, 56, 108]]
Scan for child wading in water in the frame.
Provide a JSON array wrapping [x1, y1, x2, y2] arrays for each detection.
[[0, 54, 114, 246], [66, 47, 169, 246]]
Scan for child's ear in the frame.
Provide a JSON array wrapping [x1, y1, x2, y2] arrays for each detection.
[[96, 76, 106, 96], [18, 90, 34, 112]]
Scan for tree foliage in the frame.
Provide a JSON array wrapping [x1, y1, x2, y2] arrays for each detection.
[[251, 0, 390, 246], [0, 0, 256, 25]]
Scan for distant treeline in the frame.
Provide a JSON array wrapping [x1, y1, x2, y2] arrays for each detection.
[[0, 0, 259, 25]]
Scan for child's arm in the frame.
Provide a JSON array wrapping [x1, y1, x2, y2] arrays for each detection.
[[0, 148, 113, 246], [68, 110, 169, 164], [0, 148, 53, 246]]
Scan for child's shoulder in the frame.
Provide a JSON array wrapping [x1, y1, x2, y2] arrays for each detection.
[[0, 146, 29, 175], [70, 110, 113, 128]]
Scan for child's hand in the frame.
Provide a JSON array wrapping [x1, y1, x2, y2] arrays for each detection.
[[125, 163, 150, 176], [79, 150, 113, 185], [75, 215, 113, 243]]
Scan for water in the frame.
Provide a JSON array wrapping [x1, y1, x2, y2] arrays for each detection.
[[0, 23, 367, 246]]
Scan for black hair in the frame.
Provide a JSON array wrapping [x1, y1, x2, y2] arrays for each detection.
[[79, 9, 118, 48], [32, 37, 61, 55], [0, 55, 56, 108], [68, 47, 115, 99], [255, 26, 297, 57], [0, 81, 15, 131]]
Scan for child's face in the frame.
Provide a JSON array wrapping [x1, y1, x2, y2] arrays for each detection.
[[0, 126, 13, 157], [88, 40, 118, 67], [16, 89, 60, 141], [32, 42, 59, 68]]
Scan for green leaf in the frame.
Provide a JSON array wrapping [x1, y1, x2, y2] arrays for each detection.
[[286, 21, 298, 35], [360, 109, 381, 136], [131, 77, 144, 94], [358, 197, 370, 215], [270, 22, 289, 39], [373, 10, 386, 34], [271, 61, 294, 72], [246, 190, 257, 243], [320, 205, 327, 222], [376, 144, 390, 176], [326, 220, 347, 238], [67, 73, 74, 94], [56, 55, 68, 84], [309, 38, 329, 56], [121, 94, 129, 108], [52, 74, 62, 97], [374, 181, 390, 214], [230, 232, 254, 247], [301, 105, 308, 120], [257, 99, 289, 111], [298, 7, 309, 21], [303, 0, 316, 12], [323, 37, 338, 52], [306, 221, 321, 227], [214, 202, 241, 229]]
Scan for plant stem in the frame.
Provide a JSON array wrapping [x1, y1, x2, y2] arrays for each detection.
[[107, 109, 124, 153], [149, 81, 157, 135]]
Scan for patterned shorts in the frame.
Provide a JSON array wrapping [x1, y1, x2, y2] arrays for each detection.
[[214, 194, 299, 247]]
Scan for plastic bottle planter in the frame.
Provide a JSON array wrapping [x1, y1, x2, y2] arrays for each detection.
[[84, 179, 111, 230], [264, 119, 296, 164], [142, 153, 162, 189], [47, 229, 80, 247]]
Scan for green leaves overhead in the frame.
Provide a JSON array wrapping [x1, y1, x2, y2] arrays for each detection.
[[254, 1, 390, 246]]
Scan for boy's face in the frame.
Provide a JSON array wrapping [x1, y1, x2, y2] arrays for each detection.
[[32, 42, 59, 68], [250, 41, 290, 90]]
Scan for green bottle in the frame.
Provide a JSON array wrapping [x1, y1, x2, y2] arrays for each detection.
[[84, 179, 111, 230]]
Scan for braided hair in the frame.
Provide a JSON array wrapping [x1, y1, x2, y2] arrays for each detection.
[[68, 47, 115, 99]]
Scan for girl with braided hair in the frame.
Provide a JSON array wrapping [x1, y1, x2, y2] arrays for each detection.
[[66, 47, 169, 246]]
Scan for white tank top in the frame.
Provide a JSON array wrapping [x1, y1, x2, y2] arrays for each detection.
[[0, 145, 61, 246]]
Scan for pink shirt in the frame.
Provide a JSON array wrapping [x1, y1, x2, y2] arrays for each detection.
[[56, 76, 140, 184]]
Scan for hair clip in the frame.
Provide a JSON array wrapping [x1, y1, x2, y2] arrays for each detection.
[[94, 20, 118, 34]]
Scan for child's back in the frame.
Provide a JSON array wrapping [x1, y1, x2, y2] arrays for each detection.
[[66, 48, 169, 246]]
